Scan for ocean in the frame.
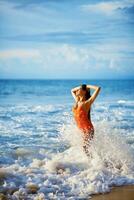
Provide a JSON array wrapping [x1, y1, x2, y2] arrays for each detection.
[[0, 79, 134, 199]]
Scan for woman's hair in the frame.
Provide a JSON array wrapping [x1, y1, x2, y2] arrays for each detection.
[[81, 84, 91, 120], [81, 84, 91, 100]]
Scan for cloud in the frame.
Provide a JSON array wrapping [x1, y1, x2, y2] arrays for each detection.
[[0, 0, 62, 36], [120, 5, 134, 15], [0, 49, 40, 59], [0, 43, 133, 79], [81, 1, 134, 15], [0, 43, 131, 69], [1, 31, 107, 44]]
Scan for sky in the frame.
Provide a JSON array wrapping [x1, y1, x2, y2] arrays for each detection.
[[0, 0, 134, 79]]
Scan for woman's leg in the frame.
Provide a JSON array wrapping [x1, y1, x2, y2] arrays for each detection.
[[83, 130, 94, 156]]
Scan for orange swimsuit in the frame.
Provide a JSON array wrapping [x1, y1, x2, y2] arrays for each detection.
[[72, 105, 94, 141]]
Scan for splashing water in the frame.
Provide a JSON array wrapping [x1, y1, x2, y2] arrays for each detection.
[[0, 123, 134, 199]]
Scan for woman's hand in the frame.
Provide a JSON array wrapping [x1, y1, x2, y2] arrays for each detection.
[[86, 85, 100, 90]]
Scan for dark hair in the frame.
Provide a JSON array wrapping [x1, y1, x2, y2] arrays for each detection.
[[81, 84, 91, 100], [81, 84, 91, 120]]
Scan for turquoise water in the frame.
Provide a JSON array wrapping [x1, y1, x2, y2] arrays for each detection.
[[0, 79, 134, 199]]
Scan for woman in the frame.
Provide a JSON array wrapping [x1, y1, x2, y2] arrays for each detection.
[[71, 84, 101, 156]]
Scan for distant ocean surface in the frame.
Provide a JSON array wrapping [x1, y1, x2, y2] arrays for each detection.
[[0, 79, 134, 199]]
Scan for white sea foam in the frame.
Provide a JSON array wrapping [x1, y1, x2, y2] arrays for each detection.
[[117, 100, 134, 105], [1, 119, 134, 199], [118, 100, 126, 104]]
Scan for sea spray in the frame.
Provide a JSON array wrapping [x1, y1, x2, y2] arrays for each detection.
[[1, 119, 134, 199]]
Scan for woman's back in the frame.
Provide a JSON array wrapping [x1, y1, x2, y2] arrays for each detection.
[[72, 104, 94, 133]]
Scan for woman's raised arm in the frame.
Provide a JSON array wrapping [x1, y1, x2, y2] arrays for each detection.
[[85, 85, 101, 105], [71, 86, 81, 101]]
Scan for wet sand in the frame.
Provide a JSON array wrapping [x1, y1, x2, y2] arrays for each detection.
[[92, 185, 134, 200]]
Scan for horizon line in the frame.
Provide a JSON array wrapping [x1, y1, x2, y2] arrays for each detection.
[[0, 78, 134, 81]]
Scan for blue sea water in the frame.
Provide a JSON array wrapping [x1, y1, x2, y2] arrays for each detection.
[[0, 79, 134, 199]]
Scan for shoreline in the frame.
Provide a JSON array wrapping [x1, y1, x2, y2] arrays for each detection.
[[91, 185, 134, 200], [0, 185, 134, 199]]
